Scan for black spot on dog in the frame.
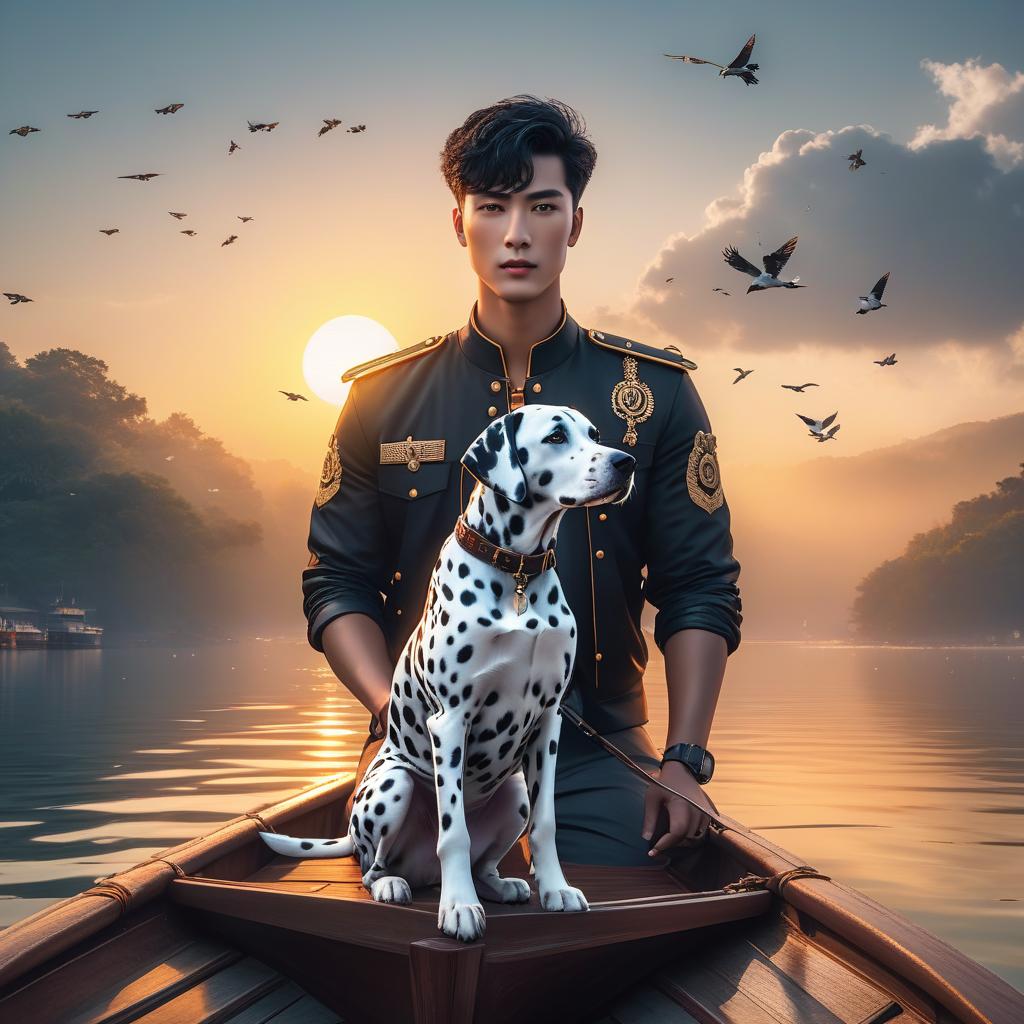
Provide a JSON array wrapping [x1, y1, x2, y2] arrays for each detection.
[[441, 584, 453, 601], [496, 710, 514, 732], [519, 803, 529, 818], [458, 562, 470, 578], [548, 585, 558, 604], [490, 580, 503, 599], [484, 691, 499, 706], [404, 736, 419, 757], [450, 746, 462, 768], [526, 618, 538, 629], [301, 841, 314, 850], [460, 590, 477, 606], [477, 728, 496, 742], [499, 739, 514, 757], [538, 469, 553, 486], [456, 644, 473, 663], [441, 812, 452, 831], [403, 705, 416, 726], [548, 615, 559, 627], [381, 777, 395, 791], [374, 802, 385, 815], [458, 621, 468, 632], [449, 695, 460, 708]]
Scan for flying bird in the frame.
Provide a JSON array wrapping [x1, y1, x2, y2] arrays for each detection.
[[712, 287, 731, 295], [848, 148, 866, 171], [816, 425, 841, 443], [796, 412, 838, 438], [228, 139, 240, 154], [781, 383, 819, 392], [664, 33, 760, 86], [237, 215, 253, 222], [67, 110, 99, 119], [856, 271, 890, 314], [168, 211, 188, 220], [164, 455, 175, 461], [318, 118, 343, 137], [119, 173, 161, 181], [665, 277, 674, 283], [180, 230, 197, 236], [247, 120, 279, 133], [9, 125, 40, 137], [99, 228, 120, 235], [347, 124, 366, 133], [221, 234, 238, 246], [279, 391, 308, 402], [874, 352, 898, 366], [4, 292, 33, 304], [723, 236, 805, 292], [155, 103, 184, 115], [732, 368, 754, 384]]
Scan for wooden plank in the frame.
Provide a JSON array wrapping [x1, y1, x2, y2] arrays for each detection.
[[131, 957, 283, 1024], [0, 912, 240, 1024], [223, 980, 342, 1023], [657, 961, 789, 1023], [605, 982, 700, 1024], [408, 938, 482, 1024]]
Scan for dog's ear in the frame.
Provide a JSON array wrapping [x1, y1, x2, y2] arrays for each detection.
[[460, 411, 533, 507]]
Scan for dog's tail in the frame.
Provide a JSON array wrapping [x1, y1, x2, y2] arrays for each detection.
[[258, 831, 354, 859]]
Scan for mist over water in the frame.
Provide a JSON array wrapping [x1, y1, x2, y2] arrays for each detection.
[[1, 636, 1021, 989]]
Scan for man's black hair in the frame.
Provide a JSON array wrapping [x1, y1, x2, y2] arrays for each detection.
[[440, 94, 597, 213]]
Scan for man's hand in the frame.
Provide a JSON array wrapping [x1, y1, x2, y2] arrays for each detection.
[[641, 757, 712, 856]]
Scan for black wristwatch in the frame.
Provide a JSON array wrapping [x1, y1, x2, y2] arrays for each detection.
[[661, 743, 715, 785]]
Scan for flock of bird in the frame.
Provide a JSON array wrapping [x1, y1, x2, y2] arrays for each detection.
[[9, 42, 895, 439], [7, 102, 367, 249], [660, 34, 899, 446]]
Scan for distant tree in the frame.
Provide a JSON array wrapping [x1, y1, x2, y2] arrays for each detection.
[[852, 464, 1024, 640]]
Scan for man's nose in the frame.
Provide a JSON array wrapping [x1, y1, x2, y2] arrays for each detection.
[[505, 208, 531, 246]]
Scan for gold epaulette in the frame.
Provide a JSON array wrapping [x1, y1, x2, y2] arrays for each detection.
[[341, 332, 450, 384], [585, 328, 697, 371]]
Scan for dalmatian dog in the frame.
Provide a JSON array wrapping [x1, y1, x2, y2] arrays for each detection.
[[260, 404, 636, 941]]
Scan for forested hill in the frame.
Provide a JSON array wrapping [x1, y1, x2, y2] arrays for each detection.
[[852, 464, 1024, 642], [0, 341, 266, 635]]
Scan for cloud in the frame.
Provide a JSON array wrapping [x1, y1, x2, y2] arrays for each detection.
[[910, 58, 1024, 171], [599, 61, 1024, 369]]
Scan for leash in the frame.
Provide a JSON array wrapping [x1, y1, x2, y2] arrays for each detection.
[[558, 704, 728, 832]]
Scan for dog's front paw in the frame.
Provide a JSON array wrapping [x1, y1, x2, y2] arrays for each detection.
[[475, 874, 531, 904], [540, 885, 589, 912], [438, 896, 486, 942], [370, 876, 412, 904]]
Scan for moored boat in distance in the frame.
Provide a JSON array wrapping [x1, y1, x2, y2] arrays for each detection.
[[44, 596, 104, 648]]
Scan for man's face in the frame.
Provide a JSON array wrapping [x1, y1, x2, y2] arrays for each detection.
[[453, 153, 583, 301]]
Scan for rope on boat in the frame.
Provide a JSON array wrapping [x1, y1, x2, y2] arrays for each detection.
[[721, 865, 832, 897], [148, 857, 188, 878], [80, 878, 134, 913], [244, 811, 278, 833]]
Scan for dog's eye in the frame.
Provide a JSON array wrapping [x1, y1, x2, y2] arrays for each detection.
[[544, 431, 566, 444]]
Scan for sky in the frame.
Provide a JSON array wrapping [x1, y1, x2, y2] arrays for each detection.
[[2, 0, 1023, 480]]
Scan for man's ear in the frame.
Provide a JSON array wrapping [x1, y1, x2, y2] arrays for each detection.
[[460, 411, 533, 507]]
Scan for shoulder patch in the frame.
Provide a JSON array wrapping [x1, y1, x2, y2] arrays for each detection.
[[585, 328, 697, 371], [341, 332, 451, 384]]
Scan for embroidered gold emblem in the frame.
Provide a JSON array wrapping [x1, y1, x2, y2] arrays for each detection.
[[315, 433, 342, 508], [686, 430, 723, 513], [380, 435, 446, 472], [610, 356, 654, 446]]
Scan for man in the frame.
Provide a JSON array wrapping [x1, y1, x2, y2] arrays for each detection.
[[303, 95, 742, 866]]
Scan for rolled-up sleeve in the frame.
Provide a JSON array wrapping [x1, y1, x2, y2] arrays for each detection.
[[302, 380, 389, 652], [642, 371, 743, 655]]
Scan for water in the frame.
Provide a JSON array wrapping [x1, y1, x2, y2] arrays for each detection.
[[1, 637, 1021, 991]]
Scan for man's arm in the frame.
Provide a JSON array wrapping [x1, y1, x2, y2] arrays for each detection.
[[302, 380, 394, 722], [641, 370, 742, 853]]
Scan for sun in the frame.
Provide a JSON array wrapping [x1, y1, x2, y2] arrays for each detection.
[[302, 315, 398, 405]]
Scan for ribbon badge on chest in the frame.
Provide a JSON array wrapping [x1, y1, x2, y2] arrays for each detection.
[[315, 433, 343, 508], [611, 355, 654, 446]]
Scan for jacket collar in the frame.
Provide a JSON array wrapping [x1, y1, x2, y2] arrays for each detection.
[[457, 299, 579, 378]]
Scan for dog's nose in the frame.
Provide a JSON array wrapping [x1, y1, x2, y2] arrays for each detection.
[[611, 451, 636, 473]]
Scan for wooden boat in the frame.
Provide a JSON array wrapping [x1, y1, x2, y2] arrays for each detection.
[[1, 772, 1021, 1024]]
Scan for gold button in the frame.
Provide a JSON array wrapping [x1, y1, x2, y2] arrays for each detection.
[[487, 405, 498, 416], [532, 382, 542, 393], [408, 488, 418, 498], [598, 513, 607, 521], [595, 652, 603, 662], [394, 571, 402, 581], [595, 550, 605, 559], [490, 381, 502, 392], [396, 608, 402, 616]]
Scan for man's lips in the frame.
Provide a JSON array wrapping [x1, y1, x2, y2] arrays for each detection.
[[500, 260, 536, 268]]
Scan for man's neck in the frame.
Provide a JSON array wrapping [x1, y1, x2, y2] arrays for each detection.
[[475, 285, 564, 390]]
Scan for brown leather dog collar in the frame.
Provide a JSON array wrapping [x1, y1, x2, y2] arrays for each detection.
[[454, 515, 557, 577]]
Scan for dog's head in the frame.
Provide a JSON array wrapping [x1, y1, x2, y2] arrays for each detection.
[[460, 404, 636, 509]]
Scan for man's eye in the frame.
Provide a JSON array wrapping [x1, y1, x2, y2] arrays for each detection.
[[481, 203, 501, 212], [535, 203, 555, 212]]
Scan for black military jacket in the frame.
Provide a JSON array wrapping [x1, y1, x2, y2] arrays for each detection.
[[302, 300, 742, 734]]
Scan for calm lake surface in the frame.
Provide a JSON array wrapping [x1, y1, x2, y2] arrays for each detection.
[[1, 637, 1021, 990]]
